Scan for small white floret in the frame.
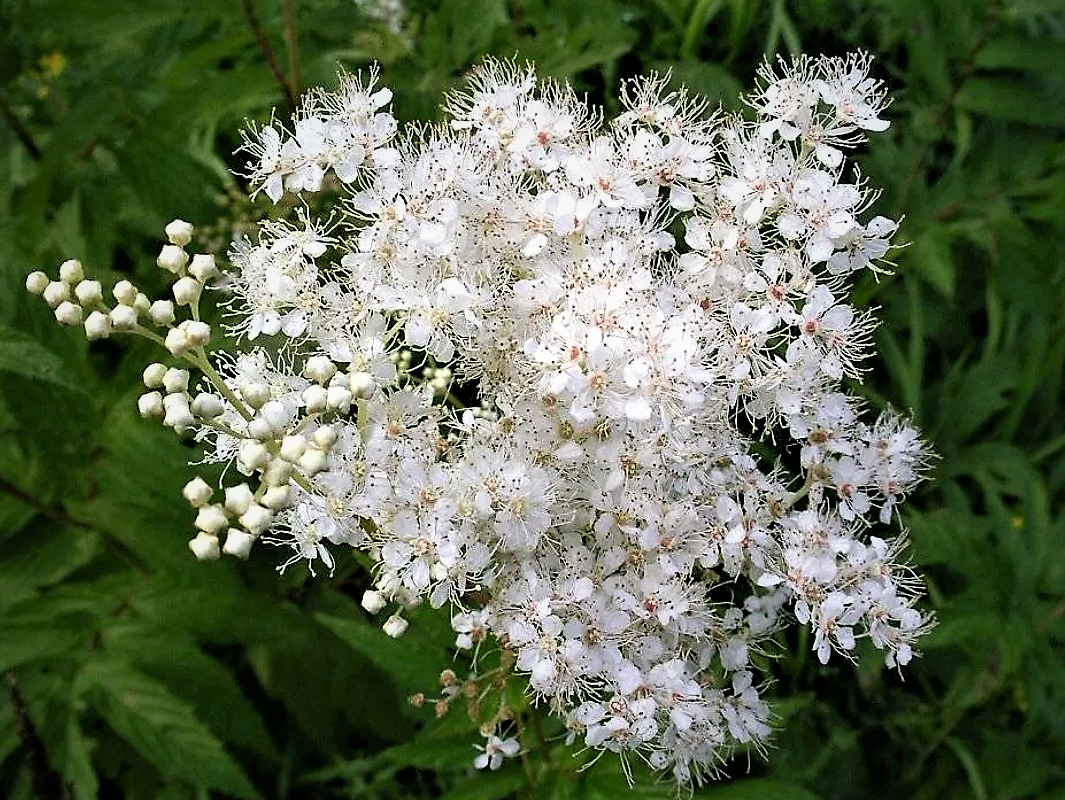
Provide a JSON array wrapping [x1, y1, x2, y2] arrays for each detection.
[[84, 311, 111, 340], [188, 532, 220, 561], [165, 219, 195, 246], [223, 528, 255, 559], [54, 301, 82, 326], [157, 244, 189, 274], [74, 280, 103, 306], [183, 477, 214, 508], [58, 259, 84, 284], [361, 590, 387, 614], [149, 300, 176, 326], [382, 614, 408, 638], [25, 271, 49, 295]]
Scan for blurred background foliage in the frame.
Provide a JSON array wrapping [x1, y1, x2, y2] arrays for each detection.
[[1, 0, 1064, 797]]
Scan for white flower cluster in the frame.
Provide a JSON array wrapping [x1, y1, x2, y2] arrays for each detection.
[[30, 53, 933, 784]]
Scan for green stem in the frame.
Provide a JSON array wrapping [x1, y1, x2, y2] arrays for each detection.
[[682, 0, 723, 61], [282, 0, 301, 101]]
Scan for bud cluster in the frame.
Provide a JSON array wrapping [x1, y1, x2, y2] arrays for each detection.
[[31, 53, 933, 785]]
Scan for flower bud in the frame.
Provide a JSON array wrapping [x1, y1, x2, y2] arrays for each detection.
[[302, 384, 328, 413], [361, 590, 387, 614], [74, 279, 103, 306], [279, 435, 307, 462], [113, 280, 137, 305], [263, 459, 293, 486], [172, 276, 200, 306], [239, 381, 271, 410], [182, 320, 211, 347], [349, 371, 377, 400], [42, 281, 70, 308], [312, 424, 338, 450], [183, 477, 213, 508], [194, 503, 228, 533], [261, 484, 291, 510], [54, 301, 82, 326], [225, 484, 255, 516], [189, 254, 218, 282], [247, 416, 276, 440], [191, 392, 224, 418], [84, 310, 111, 340], [239, 503, 273, 535], [165, 327, 190, 355], [188, 532, 220, 561], [26, 271, 49, 295], [326, 385, 352, 413], [164, 399, 195, 432], [304, 355, 337, 383], [137, 391, 164, 418], [223, 528, 255, 559], [237, 440, 270, 472], [383, 614, 409, 638], [134, 293, 151, 314], [59, 259, 84, 284], [162, 368, 190, 394], [149, 300, 175, 326], [298, 448, 329, 476], [165, 219, 194, 246], [157, 244, 189, 274], [143, 363, 167, 388], [109, 304, 139, 330]]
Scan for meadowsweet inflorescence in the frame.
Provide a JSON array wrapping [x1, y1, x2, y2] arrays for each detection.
[[29, 53, 933, 784]]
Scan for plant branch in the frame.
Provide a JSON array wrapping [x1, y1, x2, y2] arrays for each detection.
[[282, 0, 302, 102], [0, 475, 91, 530], [239, 0, 298, 110], [6, 672, 70, 800], [0, 88, 42, 160]]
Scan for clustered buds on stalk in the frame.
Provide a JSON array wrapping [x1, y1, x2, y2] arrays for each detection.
[[30, 52, 934, 785]]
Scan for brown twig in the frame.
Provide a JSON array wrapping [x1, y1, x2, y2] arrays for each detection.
[[239, 0, 298, 110], [0, 476, 91, 530], [282, 0, 302, 102], [6, 672, 71, 800], [0, 88, 42, 160]]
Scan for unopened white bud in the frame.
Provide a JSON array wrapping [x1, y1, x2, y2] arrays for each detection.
[[240, 382, 270, 410], [326, 385, 352, 413], [263, 459, 293, 486], [188, 532, 220, 561], [59, 259, 84, 284], [361, 589, 387, 614], [164, 399, 195, 432], [261, 485, 291, 510], [182, 477, 213, 508], [223, 528, 255, 559], [246, 416, 276, 440], [26, 271, 49, 295], [194, 503, 228, 534], [157, 244, 189, 275], [74, 280, 103, 306], [190, 392, 224, 418], [302, 385, 328, 413], [149, 300, 175, 326], [237, 440, 270, 472], [279, 435, 307, 462], [43, 281, 70, 308], [54, 301, 82, 326], [224, 484, 255, 516], [165, 327, 190, 355], [348, 371, 376, 400], [84, 310, 111, 340], [382, 614, 408, 638], [134, 293, 151, 315], [376, 572, 400, 597], [239, 503, 273, 535], [143, 363, 167, 388], [189, 254, 218, 282], [304, 356, 337, 384], [182, 320, 211, 346], [165, 219, 195, 246], [172, 276, 200, 306], [312, 425, 338, 450], [298, 448, 329, 476], [109, 304, 139, 330], [162, 368, 190, 394], [430, 562, 449, 582], [113, 280, 137, 305], [137, 391, 164, 418]]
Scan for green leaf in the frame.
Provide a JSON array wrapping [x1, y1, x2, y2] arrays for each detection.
[[0, 611, 94, 672], [957, 76, 1065, 129], [0, 325, 91, 395], [701, 778, 825, 800], [0, 520, 99, 612], [80, 659, 261, 799]]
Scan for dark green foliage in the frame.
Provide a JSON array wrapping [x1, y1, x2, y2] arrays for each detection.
[[1, 0, 1063, 797]]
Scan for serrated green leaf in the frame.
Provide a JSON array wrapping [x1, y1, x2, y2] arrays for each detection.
[[0, 325, 91, 395], [0, 612, 94, 672], [957, 76, 1065, 129], [439, 768, 529, 800], [700, 778, 824, 800], [0, 520, 99, 612], [80, 659, 261, 799], [64, 711, 99, 800]]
